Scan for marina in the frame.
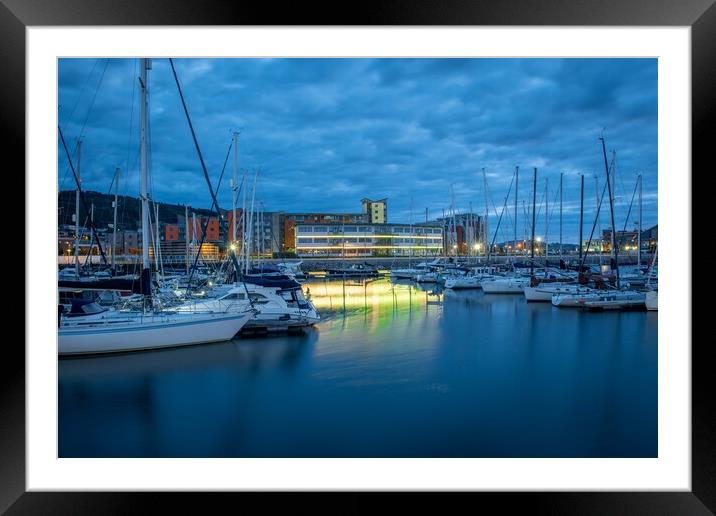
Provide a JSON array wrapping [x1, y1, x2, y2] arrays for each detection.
[[56, 57, 658, 459]]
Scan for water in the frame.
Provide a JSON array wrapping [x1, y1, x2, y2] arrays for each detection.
[[58, 279, 657, 458]]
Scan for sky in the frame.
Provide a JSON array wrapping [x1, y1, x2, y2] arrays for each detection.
[[58, 58, 657, 243]]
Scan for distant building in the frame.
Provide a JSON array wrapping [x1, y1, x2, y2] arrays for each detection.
[[362, 198, 387, 224], [427, 212, 484, 256], [295, 222, 443, 257], [281, 212, 368, 252], [641, 224, 658, 252]]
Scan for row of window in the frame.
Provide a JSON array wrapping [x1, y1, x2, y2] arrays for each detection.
[[296, 226, 442, 234]]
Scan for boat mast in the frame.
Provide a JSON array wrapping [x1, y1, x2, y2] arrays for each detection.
[[595, 176, 603, 267], [530, 167, 537, 277], [89, 202, 94, 267], [600, 136, 620, 288], [482, 168, 489, 258], [74, 139, 81, 278], [637, 173, 642, 268], [544, 177, 549, 265], [139, 58, 151, 297], [154, 203, 161, 275], [112, 167, 119, 271], [578, 174, 584, 266], [559, 172, 563, 262], [232, 131, 239, 244], [246, 170, 258, 274], [514, 165, 518, 256], [241, 169, 248, 274], [184, 205, 189, 274]]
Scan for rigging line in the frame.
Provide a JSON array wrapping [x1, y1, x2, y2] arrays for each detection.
[[169, 58, 224, 217], [58, 124, 108, 266], [184, 138, 236, 290], [170, 58, 244, 292], [580, 178, 610, 271], [60, 58, 101, 134], [620, 176, 640, 234], [76, 58, 111, 142], [59, 59, 112, 193], [486, 169, 516, 263]]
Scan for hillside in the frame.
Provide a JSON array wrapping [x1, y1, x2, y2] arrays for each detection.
[[58, 190, 216, 231]]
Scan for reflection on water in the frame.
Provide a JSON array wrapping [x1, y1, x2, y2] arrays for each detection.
[[59, 279, 657, 458]]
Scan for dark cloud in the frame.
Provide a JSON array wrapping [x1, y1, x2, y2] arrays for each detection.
[[58, 58, 657, 242]]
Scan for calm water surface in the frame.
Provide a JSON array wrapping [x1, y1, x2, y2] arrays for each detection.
[[59, 279, 657, 457]]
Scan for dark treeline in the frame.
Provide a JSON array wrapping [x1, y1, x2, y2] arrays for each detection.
[[57, 190, 215, 231]]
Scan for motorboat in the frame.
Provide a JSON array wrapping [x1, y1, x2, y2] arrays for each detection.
[[173, 280, 320, 333]]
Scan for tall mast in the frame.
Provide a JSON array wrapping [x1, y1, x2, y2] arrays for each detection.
[[139, 58, 151, 278], [514, 165, 519, 254], [544, 177, 549, 263], [468, 201, 473, 258], [600, 136, 620, 288], [112, 167, 119, 271], [90, 202, 94, 265], [637, 173, 642, 268], [231, 131, 239, 243], [184, 204, 189, 273], [154, 202, 160, 274], [530, 167, 537, 277], [74, 139, 82, 278], [595, 176, 603, 266], [241, 169, 248, 273], [247, 170, 258, 274], [482, 168, 489, 257], [578, 174, 584, 266], [559, 172, 563, 261]]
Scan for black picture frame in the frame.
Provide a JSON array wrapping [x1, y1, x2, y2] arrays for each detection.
[[5, 0, 712, 513]]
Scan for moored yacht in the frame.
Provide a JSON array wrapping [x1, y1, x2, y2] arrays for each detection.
[[481, 276, 530, 294], [174, 280, 320, 333]]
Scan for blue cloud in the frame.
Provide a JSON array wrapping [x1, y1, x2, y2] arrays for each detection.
[[58, 58, 657, 242]]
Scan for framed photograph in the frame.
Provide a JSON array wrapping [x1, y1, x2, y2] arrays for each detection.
[[6, 0, 712, 513]]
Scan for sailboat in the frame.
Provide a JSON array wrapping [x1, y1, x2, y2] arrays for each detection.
[[550, 137, 645, 310], [58, 59, 251, 356]]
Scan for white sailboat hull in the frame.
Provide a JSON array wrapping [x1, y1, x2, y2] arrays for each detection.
[[523, 284, 592, 302], [481, 278, 529, 294], [444, 277, 482, 289], [58, 312, 250, 356], [645, 290, 658, 311], [390, 269, 422, 280], [552, 291, 646, 309]]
